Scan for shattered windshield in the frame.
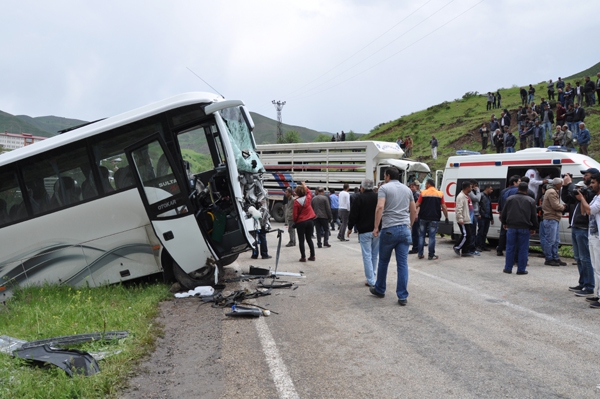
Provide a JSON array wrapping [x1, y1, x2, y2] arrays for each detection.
[[219, 107, 264, 174]]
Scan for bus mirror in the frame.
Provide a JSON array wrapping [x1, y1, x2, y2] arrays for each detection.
[[240, 106, 255, 132]]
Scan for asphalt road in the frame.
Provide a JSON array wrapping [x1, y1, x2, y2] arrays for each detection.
[[212, 221, 600, 399]]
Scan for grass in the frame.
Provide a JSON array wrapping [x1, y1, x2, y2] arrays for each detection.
[[0, 282, 171, 399], [363, 75, 600, 172]]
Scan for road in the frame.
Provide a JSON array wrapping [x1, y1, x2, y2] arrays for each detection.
[[124, 222, 600, 399]]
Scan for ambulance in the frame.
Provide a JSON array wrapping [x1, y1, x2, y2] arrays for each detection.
[[439, 148, 600, 246]]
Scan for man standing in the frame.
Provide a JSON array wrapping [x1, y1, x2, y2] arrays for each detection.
[[409, 181, 421, 254], [520, 87, 528, 106], [453, 181, 474, 257], [562, 170, 597, 298], [369, 167, 416, 306], [416, 178, 448, 260], [547, 79, 555, 101], [311, 187, 332, 249], [337, 184, 350, 241], [468, 180, 481, 251], [577, 173, 600, 308], [501, 182, 538, 275], [329, 189, 339, 231], [573, 103, 586, 139], [505, 131, 516, 153], [540, 104, 554, 145], [555, 102, 566, 127], [475, 184, 494, 252], [284, 187, 296, 247], [584, 76, 595, 107], [430, 135, 438, 159], [348, 179, 379, 287], [596, 73, 600, 108], [578, 123, 591, 156], [496, 175, 521, 256], [542, 178, 567, 266]]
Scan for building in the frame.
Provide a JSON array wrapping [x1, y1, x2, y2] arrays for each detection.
[[0, 132, 46, 151]]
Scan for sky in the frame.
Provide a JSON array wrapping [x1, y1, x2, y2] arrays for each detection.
[[1, 0, 599, 135]]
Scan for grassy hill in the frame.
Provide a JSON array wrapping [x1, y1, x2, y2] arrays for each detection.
[[250, 112, 327, 144], [0, 110, 86, 137], [363, 63, 600, 172]]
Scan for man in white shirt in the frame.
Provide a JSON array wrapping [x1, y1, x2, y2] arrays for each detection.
[[337, 183, 351, 241], [525, 168, 548, 200]]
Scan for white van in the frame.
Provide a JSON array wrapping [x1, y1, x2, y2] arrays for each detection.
[[439, 148, 600, 246]]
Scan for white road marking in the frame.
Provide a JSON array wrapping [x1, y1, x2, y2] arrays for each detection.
[[342, 243, 600, 340], [255, 317, 300, 399]]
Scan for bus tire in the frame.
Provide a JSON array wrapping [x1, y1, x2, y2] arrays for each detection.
[[271, 202, 285, 223]]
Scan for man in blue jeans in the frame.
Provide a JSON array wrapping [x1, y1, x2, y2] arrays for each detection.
[[542, 178, 567, 266], [500, 182, 538, 274], [415, 178, 449, 260], [562, 170, 598, 298], [369, 167, 417, 306], [348, 178, 379, 287]]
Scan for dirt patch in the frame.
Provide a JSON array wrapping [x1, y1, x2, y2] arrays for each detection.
[[120, 297, 226, 399]]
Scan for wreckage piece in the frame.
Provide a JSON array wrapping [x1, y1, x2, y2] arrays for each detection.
[[0, 335, 27, 354], [20, 331, 129, 350], [258, 280, 294, 289], [14, 344, 101, 377], [225, 305, 262, 318], [271, 271, 304, 277]]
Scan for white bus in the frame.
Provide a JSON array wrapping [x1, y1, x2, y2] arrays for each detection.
[[0, 92, 268, 300]]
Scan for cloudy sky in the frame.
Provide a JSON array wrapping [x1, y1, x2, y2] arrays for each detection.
[[1, 0, 598, 134]]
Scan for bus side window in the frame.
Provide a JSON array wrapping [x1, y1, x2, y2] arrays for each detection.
[[0, 168, 26, 226]]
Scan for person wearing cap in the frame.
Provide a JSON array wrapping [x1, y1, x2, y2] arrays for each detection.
[[562, 169, 599, 298], [542, 178, 567, 266]]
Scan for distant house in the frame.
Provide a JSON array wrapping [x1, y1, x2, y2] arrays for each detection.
[[0, 132, 46, 151]]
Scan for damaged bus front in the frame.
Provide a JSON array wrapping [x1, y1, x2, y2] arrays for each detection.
[[0, 93, 269, 299]]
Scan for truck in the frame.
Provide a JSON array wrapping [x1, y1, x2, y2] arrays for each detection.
[[256, 141, 431, 222], [438, 148, 600, 246]]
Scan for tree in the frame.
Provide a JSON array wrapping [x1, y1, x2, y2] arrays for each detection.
[[345, 130, 359, 141], [278, 130, 301, 143], [313, 134, 332, 142]]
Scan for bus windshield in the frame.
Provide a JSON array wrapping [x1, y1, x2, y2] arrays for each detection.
[[219, 107, 264, 174]]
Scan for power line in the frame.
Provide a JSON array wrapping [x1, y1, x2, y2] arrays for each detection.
[[294, 0, 486, 101]]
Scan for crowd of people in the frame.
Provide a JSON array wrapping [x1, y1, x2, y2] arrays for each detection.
[[481, 74, 598, 155]]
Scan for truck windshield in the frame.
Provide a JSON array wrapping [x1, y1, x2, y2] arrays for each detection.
[[219, 107, 264, 174]]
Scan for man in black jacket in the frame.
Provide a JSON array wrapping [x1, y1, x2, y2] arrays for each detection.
[[584, 76, 595, 107], [501, 182, 538, 275], [573, 103, 586, 140], [311, 187, 333, 248], [562, 169, 598, 298], [348, 178, 380, 287]]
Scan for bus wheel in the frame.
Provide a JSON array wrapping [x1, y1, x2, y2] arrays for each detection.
[[271, 202, 285, 223], [172, 261, 218, 290]]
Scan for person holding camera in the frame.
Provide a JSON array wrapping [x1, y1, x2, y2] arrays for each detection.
[[563, 169, 598, 298]]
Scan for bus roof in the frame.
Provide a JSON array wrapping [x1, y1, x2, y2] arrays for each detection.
[[0, 92, 226, 167], [257, 140, 402, 153]]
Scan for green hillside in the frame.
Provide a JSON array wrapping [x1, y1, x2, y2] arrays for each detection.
[[564, 61, 600, 81], [250, 112, 326, 144], [364, 63, 600, 172], [0, 111, 54, 137], [16, 115, 87, 136]]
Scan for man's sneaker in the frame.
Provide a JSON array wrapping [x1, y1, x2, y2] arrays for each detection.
[[544, 259, 560, 266], [554, 259, 567, 266], [369, 286, 385, 298], [574, 289, 596, 297], [409, 249, 419, 254], [454, 247, 461, 256], [462, 253, 474, 257], [470, 251, 481, 256], [586, 296, 600, 302], [589, 301, 600, 309], [398, 299, 407, 306], [569, 285, 584, 292]]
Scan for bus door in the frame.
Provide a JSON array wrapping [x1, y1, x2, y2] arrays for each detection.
[[125, 134, 214, 275]]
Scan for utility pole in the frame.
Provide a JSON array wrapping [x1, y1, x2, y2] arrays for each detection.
[[272, 100, 286, 143]]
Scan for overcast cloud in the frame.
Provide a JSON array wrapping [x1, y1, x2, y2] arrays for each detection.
[[1, 0, 598, 134]]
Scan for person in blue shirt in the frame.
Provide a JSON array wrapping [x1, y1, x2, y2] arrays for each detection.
[[578, 122, 591, 155]]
